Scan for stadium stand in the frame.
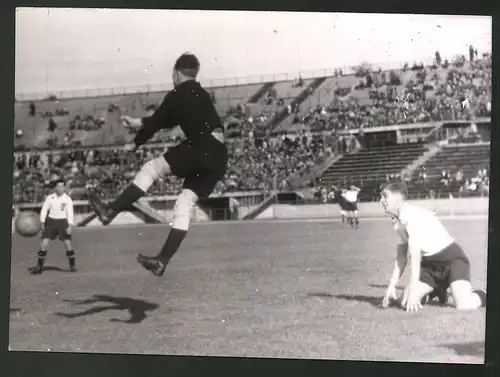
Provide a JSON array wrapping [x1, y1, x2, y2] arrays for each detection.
[[406, 143, 490, 199], [318, 143, 429, 201], [14, 83, 265, 149], [13, 52, 491, 208]]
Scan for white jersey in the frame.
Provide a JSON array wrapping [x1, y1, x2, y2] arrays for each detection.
[[343, 189, 359, 203], [40, 193, 74, 225], [392, 202, 454, 257]]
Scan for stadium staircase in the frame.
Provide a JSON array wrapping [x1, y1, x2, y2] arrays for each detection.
[[241, 192, 278, 220], [268, 77, 328, 130], [77, 199, 165, 227], [247, 82, 275, 104], [274, 75, 362, 132], [401, 143, 442, 178], [319, 143, 429, 201], [406, 142, 490, 198]]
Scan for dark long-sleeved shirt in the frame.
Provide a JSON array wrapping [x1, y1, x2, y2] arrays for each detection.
[[134, 80, 223, 147]]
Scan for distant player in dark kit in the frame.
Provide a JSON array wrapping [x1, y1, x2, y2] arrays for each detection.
[[87, 53, 228, 277], [30, 180, 76, 274], [335, 187, 348, 223]]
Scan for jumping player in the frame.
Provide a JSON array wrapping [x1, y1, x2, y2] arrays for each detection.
[[87, 53, 228, 278], [380, 182, 486, 312], [343, 184, 361, 228], [30, 180, 76, 274]]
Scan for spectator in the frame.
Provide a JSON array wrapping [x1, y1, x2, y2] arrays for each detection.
[[435, 51, 442, 66]]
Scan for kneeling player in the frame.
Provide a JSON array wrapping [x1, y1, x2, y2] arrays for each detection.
[[87, 53, 228, 278], [30, 180, 76, 274], [380, 182, 486, 312]]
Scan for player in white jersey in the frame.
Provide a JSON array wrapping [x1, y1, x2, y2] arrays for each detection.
[[342, 185, 361, 228], [380, 182, 486, 312], [29, 180, 76, 274]]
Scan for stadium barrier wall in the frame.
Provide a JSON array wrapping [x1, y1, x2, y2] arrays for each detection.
[[69, 197, 490, 228], [258, 197, 489, 220], [12, 197, 488, 232]]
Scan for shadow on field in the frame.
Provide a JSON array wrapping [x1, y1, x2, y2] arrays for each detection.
[[440, 341, 485, 357], [335, 294, 382, 308], [27, 265, 66, 273], [10, 308, 20, 313], [369, 284, 404, 290], [54, 294, 160, 324], [307, 292, 335, 299], [369, 284, 452, 307]]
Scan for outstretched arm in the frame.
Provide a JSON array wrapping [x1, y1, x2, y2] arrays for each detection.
[[124, 92, 177, 148]]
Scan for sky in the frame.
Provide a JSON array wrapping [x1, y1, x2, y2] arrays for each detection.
[[15, 8, 492, 96]]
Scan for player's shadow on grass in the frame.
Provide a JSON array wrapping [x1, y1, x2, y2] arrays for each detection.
[[440, 341, 485, 357], [39, 266, 66, 272], [10, 308, 20, 313], [369, 284, 452, 307], [307, 292, 335, 299], [54, 294, 160, 324], [369, 284, 405, 290], [335, 294, 382, 308]]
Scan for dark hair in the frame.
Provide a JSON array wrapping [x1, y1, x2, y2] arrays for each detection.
[[174, 53, 200, 78], [54, 179, 66, 187], [382, 181, 408, 199]]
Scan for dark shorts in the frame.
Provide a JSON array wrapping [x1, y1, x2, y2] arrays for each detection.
[[164, 137, 228, 199], [42, 217, 71, 241], [420, 242, 471, 290], [345, 201, 358, 212], [339, 199, 348, 211]]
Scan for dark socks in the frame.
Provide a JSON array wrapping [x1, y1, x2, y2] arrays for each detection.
[[66, 250, 76, 268], [110, 183, 145, 213], [157, 228, 187, 263], [37, 250, 46, 267], [355, 217, 359, 227]]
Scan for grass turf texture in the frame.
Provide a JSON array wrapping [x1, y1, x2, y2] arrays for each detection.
[[9, 217, 487, 363]]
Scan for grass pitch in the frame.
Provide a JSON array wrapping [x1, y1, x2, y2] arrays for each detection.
[[9, 217, 487, 363]]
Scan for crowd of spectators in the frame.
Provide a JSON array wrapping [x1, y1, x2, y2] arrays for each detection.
[[12, 131, 333, 204], [13, 51, 491, 205], [292, 53, 491, 133], [410, 165, 489, 198]]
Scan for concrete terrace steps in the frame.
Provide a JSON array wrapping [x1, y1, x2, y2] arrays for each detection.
[[319, 144, 429, 191], [411, 144, 490, 177], [15, 82, 264, 148], [269, 77, 328, 130]]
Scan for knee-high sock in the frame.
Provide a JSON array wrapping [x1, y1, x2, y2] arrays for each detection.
[[157, 189, 198, 262]]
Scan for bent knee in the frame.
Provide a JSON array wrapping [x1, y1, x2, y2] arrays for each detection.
[[143, 157, 171, 177], [450, 280, 480, 310]]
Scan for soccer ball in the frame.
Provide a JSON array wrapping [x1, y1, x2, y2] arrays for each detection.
[[15, 211, 41, 237]]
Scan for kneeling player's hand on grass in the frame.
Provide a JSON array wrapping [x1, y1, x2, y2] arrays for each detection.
[[402, 287, 422, 312], [382, 286, 398, 308], [66, 227, 72, 235]]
